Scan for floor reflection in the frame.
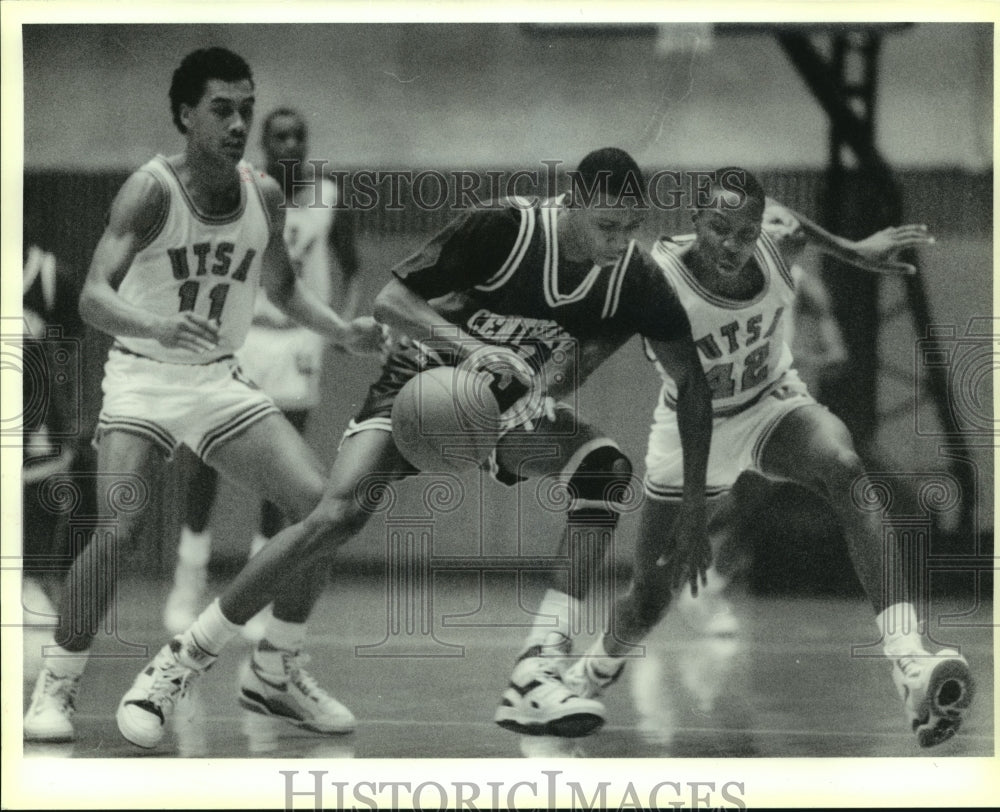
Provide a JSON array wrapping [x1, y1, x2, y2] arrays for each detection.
[[630, 630, 757, 756], [240, 711, 356, 759]]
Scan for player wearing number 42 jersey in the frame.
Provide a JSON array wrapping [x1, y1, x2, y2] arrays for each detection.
[[560, 168, 976, 749], [23, 47, 382, 748]]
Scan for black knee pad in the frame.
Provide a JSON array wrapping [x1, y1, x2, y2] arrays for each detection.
[[635, 590, 670, 629], [566, 445, 634, 525]]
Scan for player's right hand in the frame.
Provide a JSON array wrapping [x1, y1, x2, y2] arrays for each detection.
[[154, 312, 220, 352], [459, 345, 535, 390], [458, 345, 541, 429]]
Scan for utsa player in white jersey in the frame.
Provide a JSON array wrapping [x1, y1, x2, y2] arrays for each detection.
[[561, 168, 975, 748], [164, 107, 362, 637], [23, 48, 383, 747], [108, 147, 713, 744]]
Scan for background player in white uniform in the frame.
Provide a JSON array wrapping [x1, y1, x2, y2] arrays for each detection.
[[561, 168, 975, 748], [23, 48, 382, 746], [163, 107, 362, 636]]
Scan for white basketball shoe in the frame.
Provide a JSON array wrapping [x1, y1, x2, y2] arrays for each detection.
[[495, 652, 606, 738], [892, 648, 975, 747]]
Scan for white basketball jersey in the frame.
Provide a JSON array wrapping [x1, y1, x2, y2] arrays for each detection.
[[115, 155, 270, 364], [647, 230, 796, 415], [237, 178, 339, 407], [283, 178, 337, 305]]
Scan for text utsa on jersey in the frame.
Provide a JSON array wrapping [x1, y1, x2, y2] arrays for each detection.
[[167, 242, 257, 323]]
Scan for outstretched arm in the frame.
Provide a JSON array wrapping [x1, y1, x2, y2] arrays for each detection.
[[259, 176, 382, 355], [764, 198, 935, 276], [647, 335, 713, 593]]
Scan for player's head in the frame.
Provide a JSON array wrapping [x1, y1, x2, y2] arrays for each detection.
[[261, 108, 308, 176], [689, 167, 767, 278], [169, 47, 255, 161], [565, 147, 648, 266]]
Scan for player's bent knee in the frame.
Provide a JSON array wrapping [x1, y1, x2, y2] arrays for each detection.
[[819, 449, 867, 498]]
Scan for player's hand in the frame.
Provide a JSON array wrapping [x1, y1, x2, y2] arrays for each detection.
[[762, 202, 807, 245], [154, 312, 219, 352], [458, 346, 539, 430], [658, 499, 711, 595], [377, 323, 406, 362], [341, 316, 385, 356], [501, 394, 557, 433], [845, 224, 935, 276]]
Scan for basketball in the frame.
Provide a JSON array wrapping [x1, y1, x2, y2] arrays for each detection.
[[391, 366, 502, 473]]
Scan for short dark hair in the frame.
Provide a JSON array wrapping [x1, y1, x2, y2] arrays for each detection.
[[169, 47, 254, 134], [261, 107, 307, 142], [699, 166, 767, 213], [570, 147, 647, 208]]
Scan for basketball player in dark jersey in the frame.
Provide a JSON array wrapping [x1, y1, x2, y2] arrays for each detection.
[[122, 147, 714, 741]]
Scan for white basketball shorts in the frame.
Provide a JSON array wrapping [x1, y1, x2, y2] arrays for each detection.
[[95, 345, 281, 461], [643, 368, 816, 502]]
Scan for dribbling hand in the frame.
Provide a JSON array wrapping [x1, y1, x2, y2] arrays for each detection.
[[154, 312, 220, 353], [458, 346, 541, 431], [500, 394, 557, 433]]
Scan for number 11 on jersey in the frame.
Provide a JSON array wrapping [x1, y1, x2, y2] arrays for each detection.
[[178, 280, 230, 323]]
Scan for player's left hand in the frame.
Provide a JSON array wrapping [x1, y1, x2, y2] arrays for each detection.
[[500, 394, 556, 433], [659, 499, 711, 595], [847, 224, 935, 276]]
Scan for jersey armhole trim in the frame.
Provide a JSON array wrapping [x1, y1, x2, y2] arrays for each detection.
[[759, 229, 796, 290], [134, 168, 170, 252], [249, 169, 274, 232], [475, 207, 535, 292]]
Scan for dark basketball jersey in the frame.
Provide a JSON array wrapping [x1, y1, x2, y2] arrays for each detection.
[[22, 247, 84, 451], [389, 197, 692, 389]]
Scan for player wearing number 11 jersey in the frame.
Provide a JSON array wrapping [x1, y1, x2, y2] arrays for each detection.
[[23, 47, 383, 746]]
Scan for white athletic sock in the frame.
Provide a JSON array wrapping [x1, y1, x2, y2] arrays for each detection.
[[41, 642, 89, 678], [260, 616, 306, 653], [254, 617, 306, 676], [876, 602, 926, 657], [582, 635, 624, 678], [523, 589, 579, 654], [177, 527, 212, 568], [186, 598, 239, 656]]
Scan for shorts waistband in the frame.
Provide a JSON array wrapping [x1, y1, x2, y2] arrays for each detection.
[[663, 378, 781, 418], [111, 341, 234, 366]]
